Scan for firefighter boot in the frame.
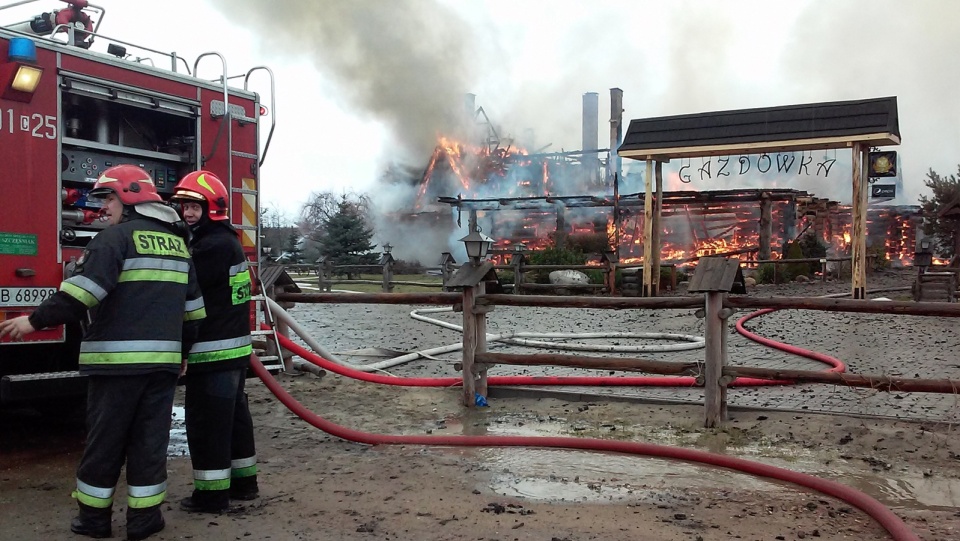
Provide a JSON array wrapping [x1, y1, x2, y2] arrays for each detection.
[[70, 502, 113, 539], [230, 474, 259, 501], [179, 489, 229, 514], [125, 505, 165, 541]]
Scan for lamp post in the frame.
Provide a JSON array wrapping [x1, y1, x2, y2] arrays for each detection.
[[459, 228, 494, 264], [453, 226, 495, 408], [382, 242, 393, 255]]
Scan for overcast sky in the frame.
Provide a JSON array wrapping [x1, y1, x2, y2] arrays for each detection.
[[9, 0, 960, 218]]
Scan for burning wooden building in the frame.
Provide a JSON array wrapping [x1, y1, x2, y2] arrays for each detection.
[[386, 93, 921, 274]]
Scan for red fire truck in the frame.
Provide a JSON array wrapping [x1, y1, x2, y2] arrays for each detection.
[[0, 0, 277, 407]]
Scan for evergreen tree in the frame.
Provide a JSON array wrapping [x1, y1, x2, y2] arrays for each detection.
[[318, 200, 378, 272], [918, 166, 960, 259], [284, 231, 303, 264]]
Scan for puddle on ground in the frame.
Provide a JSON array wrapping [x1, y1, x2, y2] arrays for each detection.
[[841, 473, 960, 509], [168, 406, 189, 457], [433, 413, 960, 511]]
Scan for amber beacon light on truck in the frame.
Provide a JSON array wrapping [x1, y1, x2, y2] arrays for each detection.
[[0, 36, 43, 101]]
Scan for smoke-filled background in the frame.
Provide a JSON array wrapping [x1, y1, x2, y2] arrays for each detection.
[[29, 0, 956, 259], [196, 0, 959, 204], [205, 0, 482, 163]]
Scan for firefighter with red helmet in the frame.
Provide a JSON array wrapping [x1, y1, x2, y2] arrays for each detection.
[[0, 164, 205, 540], [170, 170, 259, 514]]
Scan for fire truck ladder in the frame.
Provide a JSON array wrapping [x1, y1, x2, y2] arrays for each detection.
[[250, 282, 286, 374], [249, 266, 292, 374], [193, 56, 282, 374]]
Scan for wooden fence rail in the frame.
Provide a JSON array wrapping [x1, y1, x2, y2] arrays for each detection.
[[273, 287, 960, 427]]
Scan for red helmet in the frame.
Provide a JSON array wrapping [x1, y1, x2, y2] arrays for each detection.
[[171, 170, 229, 221], [89, 164, 162, 205]]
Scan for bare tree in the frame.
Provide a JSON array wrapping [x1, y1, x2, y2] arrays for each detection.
[[299, 191, 373, 242], [260, 202, 296, 259], [261, 202, 293, 228]]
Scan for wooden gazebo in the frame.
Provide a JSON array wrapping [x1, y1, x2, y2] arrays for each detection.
[[618, 96, 901, 299]]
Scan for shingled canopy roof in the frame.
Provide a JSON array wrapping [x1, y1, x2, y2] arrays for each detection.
[[618, 96, 900, 160]]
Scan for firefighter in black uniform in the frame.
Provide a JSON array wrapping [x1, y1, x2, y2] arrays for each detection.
[[0, 164, 205, 540], [170, 170, 259, 514]]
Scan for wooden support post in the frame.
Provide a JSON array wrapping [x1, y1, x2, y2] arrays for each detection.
[[511, 252, 524, 294], [782, 200, 797, 250], [851, 144, 867, 299], [703, 291, 725, 427], [759, 194, 772, 261], [604, 258, 616, 295], [461, 286, 477, 406], [382, 258, 393, 293], [719, 303, 729, 421], [613, 173, 621, 256], [556, 205, 567, 249], [475, 281, 488, 399], [651, 161, 663, 296], [642, 159, 654, 297], [468, 209, 478, 232]]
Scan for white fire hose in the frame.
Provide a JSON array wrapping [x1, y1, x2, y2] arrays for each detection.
[[266, 298, 704, 374]]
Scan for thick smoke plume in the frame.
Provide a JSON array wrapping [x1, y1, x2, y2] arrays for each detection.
[[208, 0, 478, 162]]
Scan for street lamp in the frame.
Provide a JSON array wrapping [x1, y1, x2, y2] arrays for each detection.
[[382, 242, 393, 254], [459, 227, 494, 263]]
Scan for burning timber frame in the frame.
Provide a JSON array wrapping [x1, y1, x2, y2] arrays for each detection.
[[439, 188, 829, 267], [618, 96, 901, 299]]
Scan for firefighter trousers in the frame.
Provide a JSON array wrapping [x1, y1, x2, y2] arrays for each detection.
[[184, 368, 257, 507], [75, 372, 178, 519]]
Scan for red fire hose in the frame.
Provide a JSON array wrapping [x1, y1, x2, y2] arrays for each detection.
[[736, 309, 846, 372], [249, 355, 920, 541], [275, 332, 798, 388]]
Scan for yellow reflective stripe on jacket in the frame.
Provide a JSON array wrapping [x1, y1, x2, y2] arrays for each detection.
[[80, 351, 181, 365], [184, 297, 207, 321], [123, 257, 190, 273], [188, 336, 252, 364], [79, 340, 182, 366], [118, 269, 189, 284], [183, 307, 207, 321], [119, 256, 190, 284], [188, 344, 252, 363], [60, 275, 109, 308]]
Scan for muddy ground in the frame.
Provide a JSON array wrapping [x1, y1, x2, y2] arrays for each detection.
[[2, 268, 960, 540]]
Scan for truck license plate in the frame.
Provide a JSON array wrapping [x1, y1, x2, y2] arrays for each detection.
[[0, 287, 58, 307]]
